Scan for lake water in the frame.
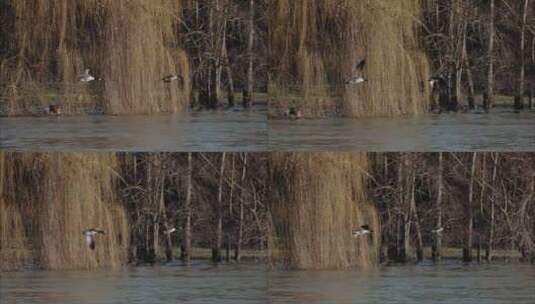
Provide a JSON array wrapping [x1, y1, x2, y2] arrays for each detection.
[[1, 261, 534, 304], [0, 108, 267, 152], [269, 110, 535, 151]]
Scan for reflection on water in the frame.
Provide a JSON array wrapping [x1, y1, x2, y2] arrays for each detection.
[[0, 108, 267, 152], [1, 261, 534, 304], [270, 111, 535, 151]]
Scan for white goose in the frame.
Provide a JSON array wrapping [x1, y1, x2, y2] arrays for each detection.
[[82, 228, 105, 250], [78, 69, 96, 83], [431, 227, 444, 234], [164, 227, 177, 234], [345, 59, 367, 86], [352, 225, 373, 237], [162, 74, 183, 83]]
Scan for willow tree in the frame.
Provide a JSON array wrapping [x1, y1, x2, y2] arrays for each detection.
[[0, 153, 128, 271], [0, 0, 191, 116], [269, 0, 430, 117], [269, 153, 380, 270]]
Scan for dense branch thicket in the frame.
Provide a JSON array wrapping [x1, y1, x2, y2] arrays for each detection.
[[423, 0, 535, 111], [1, 152, 534, 271], [0, 0, 268, 116]]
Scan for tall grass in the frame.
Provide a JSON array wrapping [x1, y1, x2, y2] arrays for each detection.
[[0, 0, 191, 115], [269, 0, 430, 117], [0, 153, 128, 271], [269, 153, 380, 269]]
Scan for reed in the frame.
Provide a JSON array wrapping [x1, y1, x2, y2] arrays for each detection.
[[269, 153, 380, 269], [0, 0, 191, 116], [269, 0, 430, 117], [0, 153, 128, 271]]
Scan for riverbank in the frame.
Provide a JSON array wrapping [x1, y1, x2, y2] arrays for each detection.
[[268, 93, 534, 119], [0, 91, 268, 117]]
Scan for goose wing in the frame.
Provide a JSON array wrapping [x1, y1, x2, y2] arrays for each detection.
[[356, 59, 366, 71]]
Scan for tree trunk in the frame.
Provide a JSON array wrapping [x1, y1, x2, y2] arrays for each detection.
[[220, 20, 235, 107], [410, 170, 424, 262], [464, 153, 477, 262], [159, 177, 173, 262], [432, 152, 443, 262], [465, 59, 475, 110], [484, 0, 495, 110], [182, 153, 193, 263], [235, 154, 247, 262], [529, 83, 533, 110], [515, 0, 530, 110], [486, 153, 499, 261], [242, 0, 255, 108], [226, 235, 231, 262], [212, 153, 226, 262], [400, 154, 412, 262]]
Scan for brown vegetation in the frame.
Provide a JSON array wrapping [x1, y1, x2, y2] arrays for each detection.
[[268, 0, 430, 118], [1, 152, 533, 271], [269, 153, 379, 269], [0, 0, 191, 116], [0, 153, 128, 271]]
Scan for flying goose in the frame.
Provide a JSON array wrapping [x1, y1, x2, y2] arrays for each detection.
[[352, 225, 373, 237], [345, 76, 367, 85], [431, 227, 444, 234], [78, 69, 96, 83], [164, 227, 177, 234], [83, 228, 105, 250], [162, 74, 183, 83], [428, 75, 446, 91], [345, 59, 367, 85]]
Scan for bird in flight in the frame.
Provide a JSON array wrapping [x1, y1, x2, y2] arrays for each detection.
[[164, 227, 177, 234], [162, 74, 183, 83], [345, 59, 367, 85], [431, 227, 444, 234], [82, 228, 105, 250], [352, 225, 373, 237], [79, 69, 96, 83]]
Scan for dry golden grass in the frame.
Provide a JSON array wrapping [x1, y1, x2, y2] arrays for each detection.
[[0, 153, 128, 271], [269, 0, 430, 117], [0, 0, 191, 115], [269, 153, 380, 270]]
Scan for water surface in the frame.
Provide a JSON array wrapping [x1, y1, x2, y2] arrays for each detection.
[[269, 111, 535, 151], [1, 261, 534, 304], [0, 109, 267, 152]]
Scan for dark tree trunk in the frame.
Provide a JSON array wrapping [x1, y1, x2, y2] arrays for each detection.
[[242, 0, 255, 108], [486, 153, 499, 261], [182, 153, 193, 263], [484, 0, 495, 110], [212, 153, 226, 262], [464, 153, 477, 262], [515, 0, 530, 111], [432, 152, 443, 262]]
